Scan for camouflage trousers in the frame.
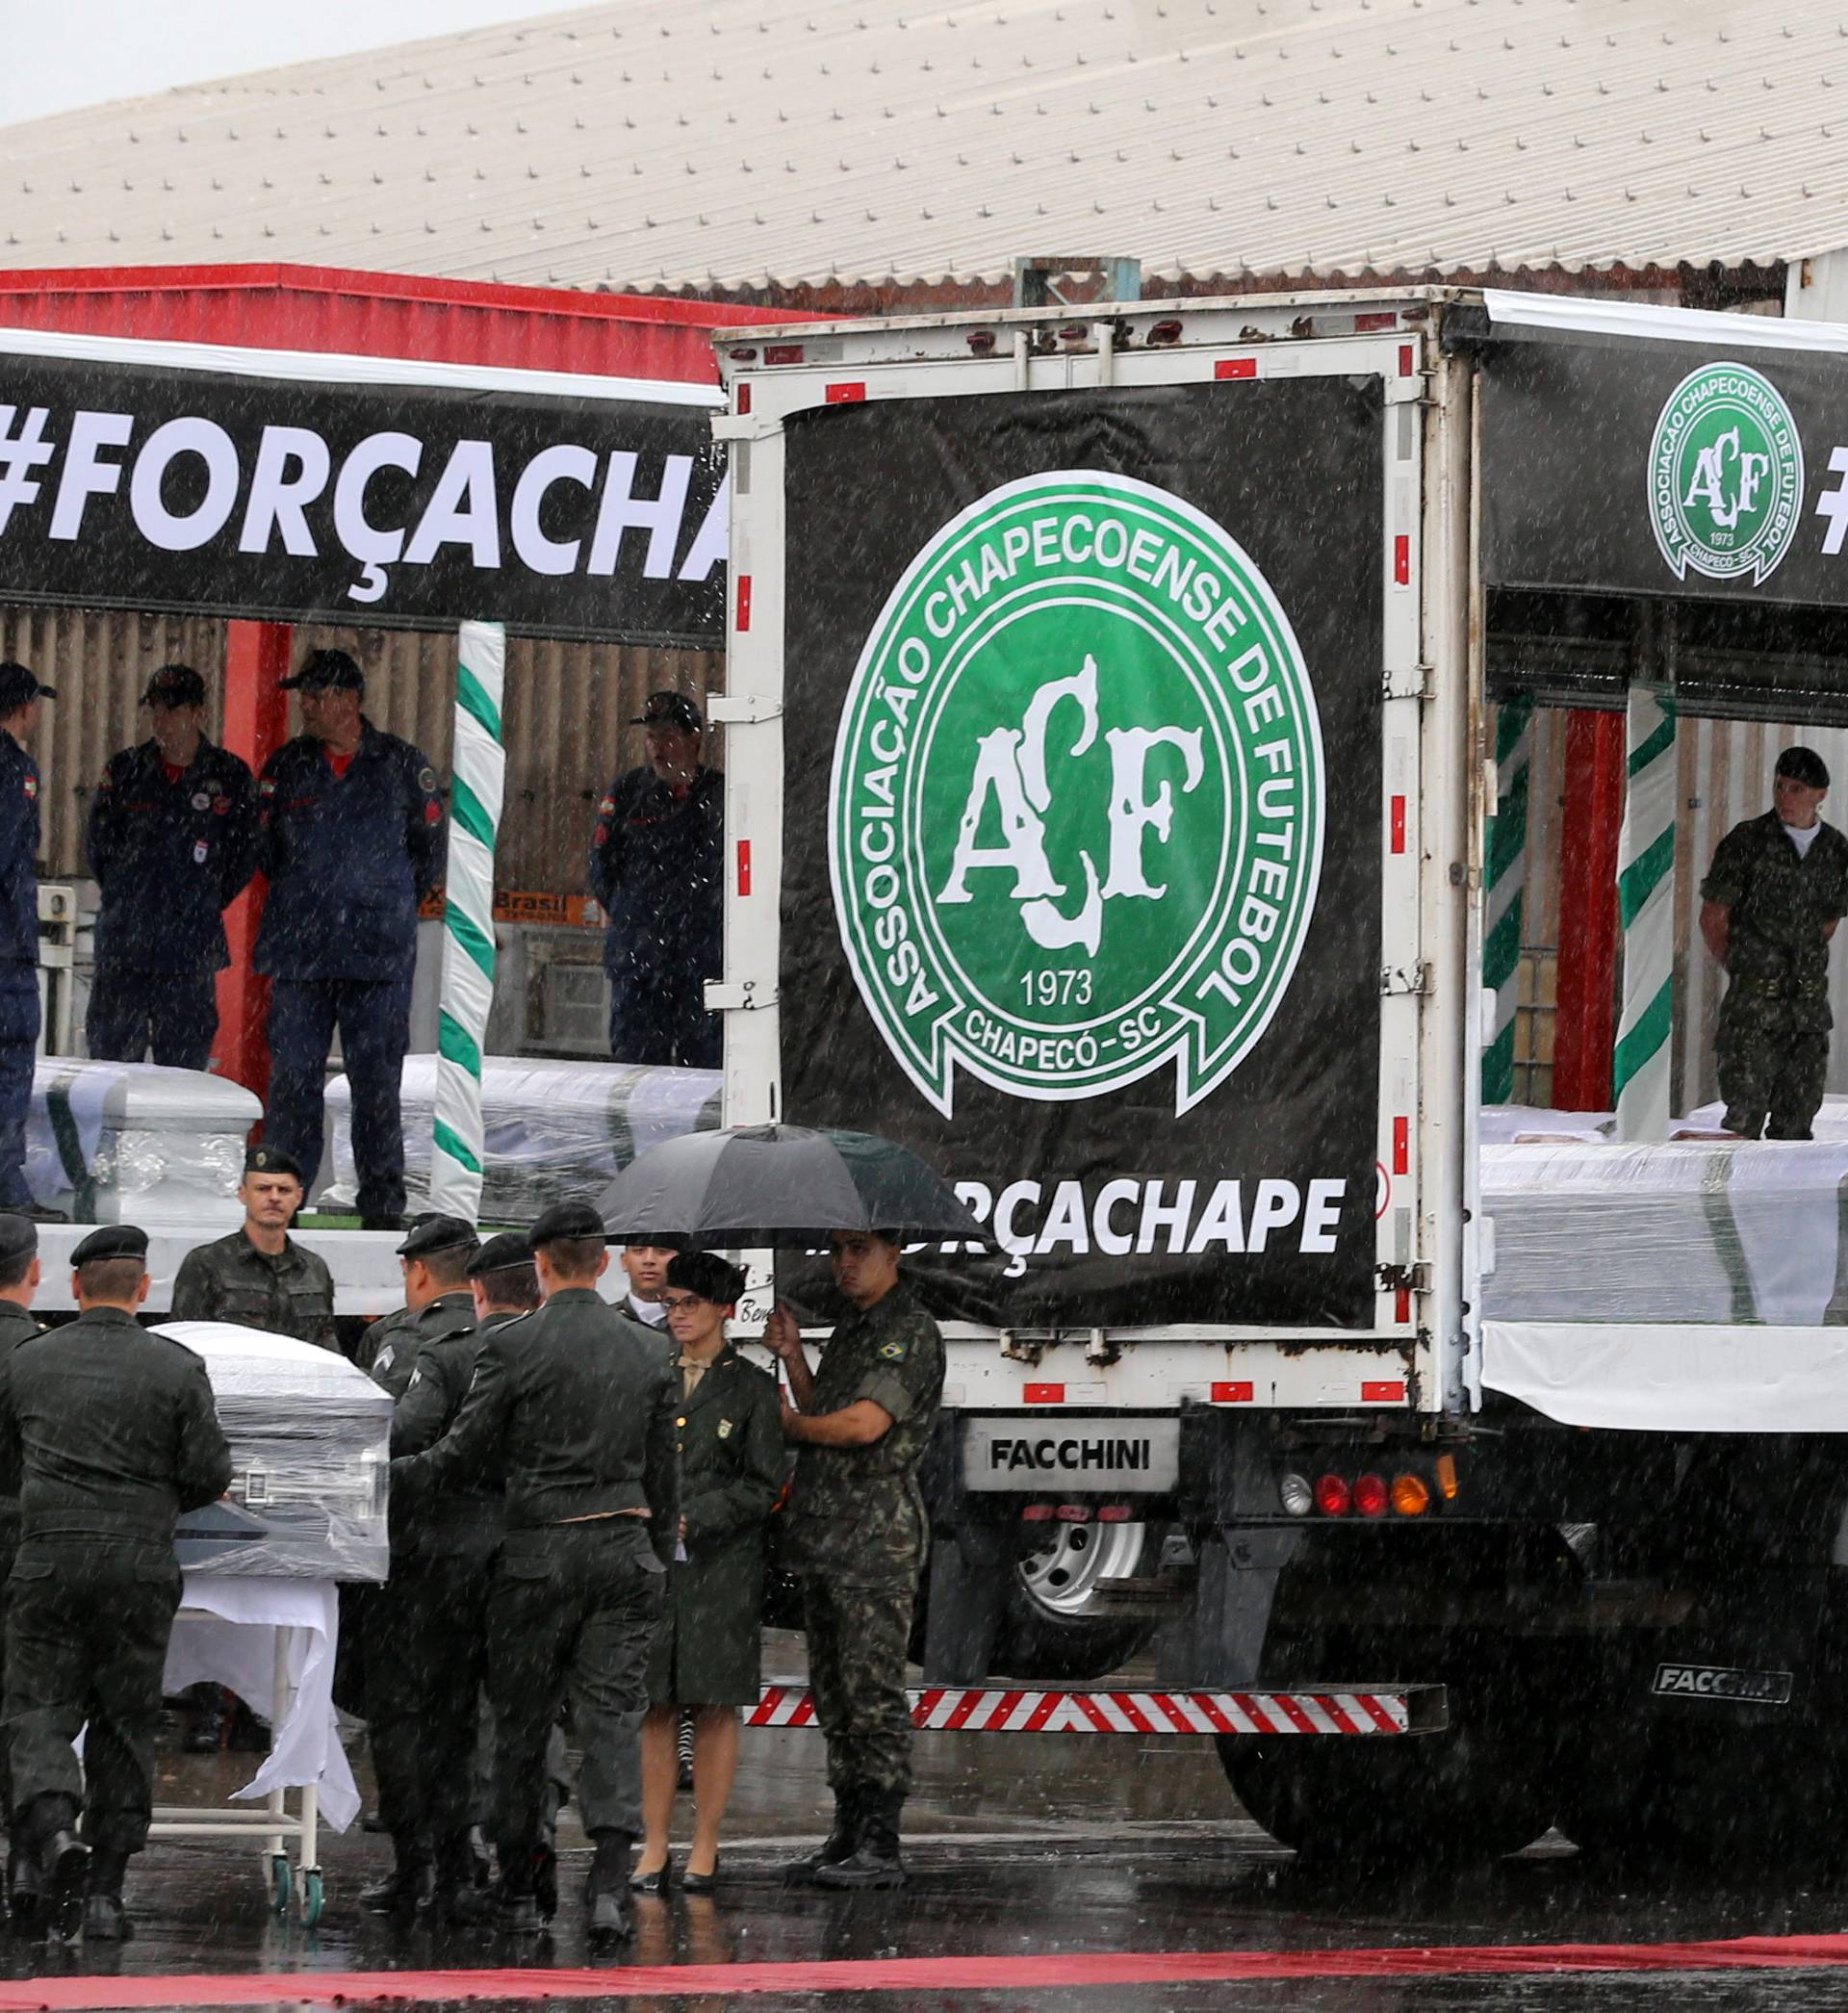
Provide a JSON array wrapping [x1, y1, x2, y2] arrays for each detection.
[[800, 1573, 917, 1797], [1716, 1005, 1830, 1140]]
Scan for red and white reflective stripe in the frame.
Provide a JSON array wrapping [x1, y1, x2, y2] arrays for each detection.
[[745, 1684, 1414, 1735]]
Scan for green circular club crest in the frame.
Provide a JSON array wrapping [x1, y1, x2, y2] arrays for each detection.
[[829, 471, 1326, 1119], [1648, 361, 1804, 585]]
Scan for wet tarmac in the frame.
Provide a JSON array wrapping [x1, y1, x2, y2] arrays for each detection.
[[5, 1684, 1848, 2013]]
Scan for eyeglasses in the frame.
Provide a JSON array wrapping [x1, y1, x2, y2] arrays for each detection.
[[660, 1294, 709, 1314]]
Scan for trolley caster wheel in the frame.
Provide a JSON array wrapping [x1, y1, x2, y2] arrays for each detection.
[[300, 1871, 324, 1929], [270, 1853, 293, 1919]]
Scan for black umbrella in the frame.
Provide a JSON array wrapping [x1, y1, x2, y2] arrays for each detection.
[[595, 1123, 993, 1249]]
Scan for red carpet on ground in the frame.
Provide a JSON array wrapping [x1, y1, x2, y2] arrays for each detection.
[[9, 1934, 1848, 2008]]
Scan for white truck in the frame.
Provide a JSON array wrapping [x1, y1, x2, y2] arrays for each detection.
[[709, 287, 1848, 1864]]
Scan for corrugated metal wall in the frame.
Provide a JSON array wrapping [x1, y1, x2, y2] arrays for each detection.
[[0, 605, 719, 898]]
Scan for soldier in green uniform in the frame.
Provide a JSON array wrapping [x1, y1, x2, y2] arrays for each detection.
[[387, 1229, 530, 1923], [359, 1213, 479, 1914], [0, 1213, 39, 1924], [633, 1251, 788, 1896], [170, 1147, 337, 1349], [394, 1199, 678, 1943], [0, 1224, 232, 1943], [765, 1229, 945, 1890], [1700, 747, 1848, 1140]]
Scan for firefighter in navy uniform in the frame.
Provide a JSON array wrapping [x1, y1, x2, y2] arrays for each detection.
[[85, 664, 258, 1071], [393, 1200, 678, 1944], [589, 691, 724, 1069], [358, 1214, 479, 1913], [256, 649, 445, 1230], [0, 1224, 232, 1944], [0, 665, 52, 1216]]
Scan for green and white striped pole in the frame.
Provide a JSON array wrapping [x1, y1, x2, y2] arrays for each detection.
[[429, 620, 506, 1222], [1612, 686, 1677, 1141], [1481, 695, 1531, 1105]]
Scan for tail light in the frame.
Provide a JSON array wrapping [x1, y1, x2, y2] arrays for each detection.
[[1436, 1454, 1460, 1501], [1391, 1473, 1431, 1517], [1313, 1473, 1351, 1517], [1352, 1473, 1389, 1518], [1278, 1471, 1314, 1517]]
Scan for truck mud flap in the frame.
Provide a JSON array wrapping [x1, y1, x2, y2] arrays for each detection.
[[748, 1681, 1448, 1735]]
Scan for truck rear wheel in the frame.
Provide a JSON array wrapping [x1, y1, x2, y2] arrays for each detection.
[[988, 1519, 1162, 1682], [1218, 1533, 1564, 1864], [1218, 1635, 1555, 1864]]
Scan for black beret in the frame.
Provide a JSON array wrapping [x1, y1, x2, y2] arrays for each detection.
[[529, 1199, 607, 1247], [396, 1215, 480, 1261], [281, 647, 364, 694], [666, 1251, 748, 1304], [0, 1213, 36, 1265], [244, 1145, 304, 1182], [624, 1231, 689, 1254], [71, 1224, 149, 1266], [468, 1231, 533, 1277], [1777, 745, 1831, 790]]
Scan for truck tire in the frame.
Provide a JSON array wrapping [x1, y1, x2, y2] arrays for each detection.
[[1217, 1532, 1563, 1864], [988, 1519, 1162, 1682]]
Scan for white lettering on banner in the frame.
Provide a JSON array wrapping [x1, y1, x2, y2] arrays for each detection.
[[129, 417, 243, 553], [942, 1174, 1350, 1277], [48, 409, 133, 540], [0, 402, 723, 610], [238, 426, 331, 556]]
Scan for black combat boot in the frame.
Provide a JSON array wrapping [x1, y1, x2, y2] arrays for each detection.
[[585, 1829, 634, 1944], [81, 1848, 131, 1942], [423, 1832, 491, 1927], [491, 1837, 544, 1935], [7, 1845, 41, 1936], [359, 1837, 434, 1914], [181, 1685, 226, 1755], [38, 1829, 89, 1942], [783, 1787, 861, 1884], [814, 1791, 908, 1889]]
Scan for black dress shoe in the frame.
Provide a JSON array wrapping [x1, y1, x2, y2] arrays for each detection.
[[41, 1831, 89, 1943], [359, 1861, 433, 1914], [680, 1859, 719, 1895], [82, 1894, 132, 1943], [628, 1862, 671, 1896], [588, 1886, 633, 1943], [9, 1848, 41, 1936]]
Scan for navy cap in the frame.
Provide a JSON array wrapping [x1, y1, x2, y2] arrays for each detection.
[[0, 1214, 37, 1266], [1778, 745, 1832, 790], [281, 648, 365, 694], [397, 1215, 480, 1261], [141, 663, 207, 709], [631, 691, 703, 733], [468, 1231, 533, 1277], [244, 1145, 304, 1183], [71, 1224, 149, 1266], [529, 1199, 607, 1246], [0, 663, 54, 710]]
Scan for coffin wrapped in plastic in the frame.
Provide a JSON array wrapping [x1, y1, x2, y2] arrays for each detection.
[[1482, 1138, 1848, 1327], [321, 1055, 721, 1225], [26, 1061, 259, 1230], [158, 1323, 392, 1582]]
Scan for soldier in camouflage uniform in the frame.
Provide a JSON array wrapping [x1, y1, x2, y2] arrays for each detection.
[[1700, 747, 1848, 1140], [765, 1231, 945, 1889], [170, 1147, 336, 1351]]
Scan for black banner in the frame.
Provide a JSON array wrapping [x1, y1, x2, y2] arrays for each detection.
[[0, 348, 725, 642], [1480, 328, 1848, 610], [780, 381, 1384, 1330]]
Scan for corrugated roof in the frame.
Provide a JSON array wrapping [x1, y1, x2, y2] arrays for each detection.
[[2, 0, 1844, 295]]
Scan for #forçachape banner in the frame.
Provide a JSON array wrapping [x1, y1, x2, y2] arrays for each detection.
[[0, 344, 726, 643], [780, 381, 1384, 1330]]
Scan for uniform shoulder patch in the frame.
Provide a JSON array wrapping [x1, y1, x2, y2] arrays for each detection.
[[878, 1339, 909, 1361], [22, 777, 36, 800], [260, 777, 277, 796]]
